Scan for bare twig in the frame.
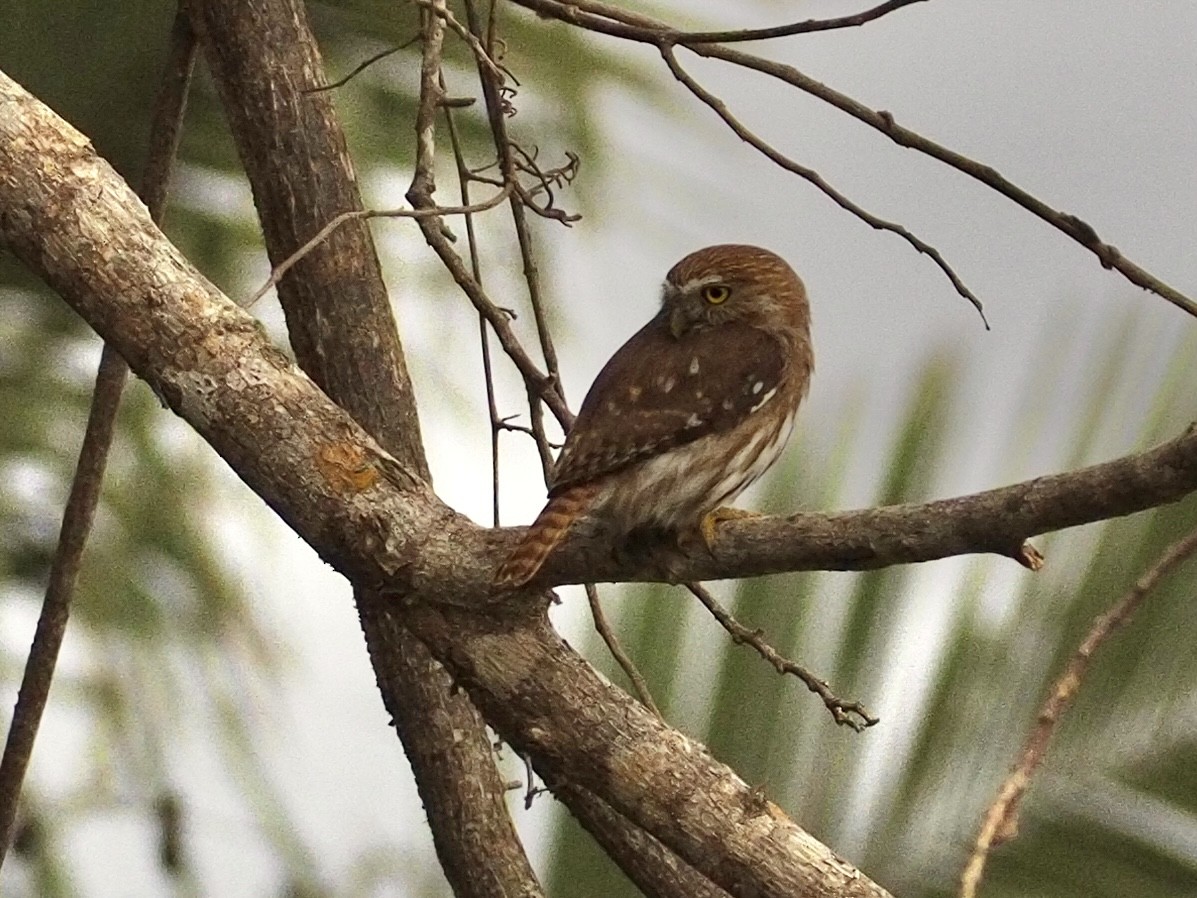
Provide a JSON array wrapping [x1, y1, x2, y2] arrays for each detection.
[[0, 9, 195, 867], [463, 1, 575, 429], [403, 3, 572, 429], [441, 80, 505, 526], [510, 0, 1197, 321], [959, 525, 1197, 898], [411, 0, 509, 83], [661, 44, 987, 328], [307, 42, 415, 93], [686, 583, 878, 730], [660, 0, 931, 44], [585, 584, 662, 717], [244, 186, 514, 307]]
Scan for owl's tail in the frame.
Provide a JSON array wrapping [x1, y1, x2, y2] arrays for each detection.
[[493, 484, 600, 589]]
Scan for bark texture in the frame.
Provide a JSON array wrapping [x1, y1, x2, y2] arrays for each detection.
[[178, 2, 542, 896], [0, 67, 902, 898], [6, 33, 1197, 895]]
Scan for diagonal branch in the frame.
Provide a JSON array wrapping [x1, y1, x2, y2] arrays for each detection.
[[6, 75, 1197, 898], [0, 70, 893, 898], [180, 1, 542, 895], [0, 10, 196, 867], [685, 583, 877, 730], [661, 43, 987, 326], [508, 0, 1197, 321]]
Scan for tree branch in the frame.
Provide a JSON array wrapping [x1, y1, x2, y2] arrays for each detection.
[[179, 2, 542, 895], [657, 0, 931, 43], [531, 424, 1197, 585], [0, 66, 895, 898], [8, 68, 1197, 898], [959, 525, 1197, 898], [659, 43, 987, 327], [508, 0, 1197, 321], [0, 10, 195, 866]]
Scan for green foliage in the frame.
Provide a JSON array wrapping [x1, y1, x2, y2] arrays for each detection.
[[545, 323, 1197, 898]]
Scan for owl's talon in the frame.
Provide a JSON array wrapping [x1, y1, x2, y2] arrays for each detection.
[[699, 507, 763, 553]]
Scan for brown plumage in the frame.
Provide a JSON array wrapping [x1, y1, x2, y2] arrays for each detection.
[[493, 244, 813, 588]]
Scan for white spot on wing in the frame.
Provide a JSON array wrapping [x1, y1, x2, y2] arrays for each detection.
[[750, 385, 779, 413], [689, 357, 700, 375], [751, 381, 764, 395], [685, 413, 702, 429]]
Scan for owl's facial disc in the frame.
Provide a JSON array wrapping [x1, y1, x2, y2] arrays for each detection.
[[665, 275, 734, 338]]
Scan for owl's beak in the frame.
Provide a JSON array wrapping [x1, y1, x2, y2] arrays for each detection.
[[668, 294, 702, 339], [669, 305, 688, 339]]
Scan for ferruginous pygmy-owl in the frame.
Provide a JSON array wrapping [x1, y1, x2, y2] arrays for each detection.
[[493, 244, 813, 588]]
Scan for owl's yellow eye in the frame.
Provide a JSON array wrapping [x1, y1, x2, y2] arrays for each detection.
[[701, 284, 731, 304]]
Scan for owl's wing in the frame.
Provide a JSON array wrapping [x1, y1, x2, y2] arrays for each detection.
[[549, 315, 788, 493]]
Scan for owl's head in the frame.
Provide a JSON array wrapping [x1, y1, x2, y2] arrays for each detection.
[[660, 244, 809, 339]]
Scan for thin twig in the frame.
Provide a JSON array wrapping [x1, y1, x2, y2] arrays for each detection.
[[0, 9, 196, 868], [441, 78, 504, 527], [463, 0, 575, 426], [244, 186, 514, 307], [661, 44, 988, 328], [660, 0, 931, 44], [958, 525, 1197, 898], [510, 0, 1197, 321], [585, 584, 662, 717], [686, 583, 878, 731], [404, 1, 572, 429], [306, 42, 415, 93]]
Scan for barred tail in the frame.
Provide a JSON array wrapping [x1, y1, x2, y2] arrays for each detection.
[[493, 485, 599, 589]]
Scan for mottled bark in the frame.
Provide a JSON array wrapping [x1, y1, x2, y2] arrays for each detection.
[[175, 2, 541, 896], [0, 68, 903, 898]]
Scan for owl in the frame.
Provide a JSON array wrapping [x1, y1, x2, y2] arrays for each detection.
[[493, 244, 813, 588]]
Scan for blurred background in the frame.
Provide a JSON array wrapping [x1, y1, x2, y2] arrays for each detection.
[[1, 1, 1196, 896]]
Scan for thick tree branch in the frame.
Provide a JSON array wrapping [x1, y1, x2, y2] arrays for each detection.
[[178, 2, 541, 895], [540, 773, 731, 898], [397, 601, 895, 898], [0, 67, 895, 898], [8, 66, 1197, 898]]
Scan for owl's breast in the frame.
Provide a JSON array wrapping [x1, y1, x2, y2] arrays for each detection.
[[594, 402, 798, 535]]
